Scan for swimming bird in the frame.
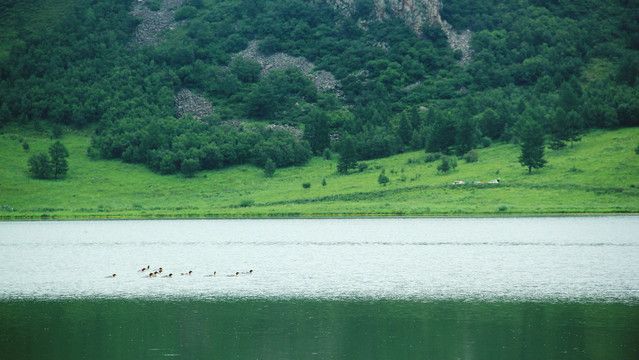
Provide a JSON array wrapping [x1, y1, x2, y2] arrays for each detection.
[[226, 272, 239, 277], [181, 270, 193, 276], [105, 274, 116, 278], [204, 271, 217, 277], [241, 270, 253, 275], [162, 273, 173, 278]]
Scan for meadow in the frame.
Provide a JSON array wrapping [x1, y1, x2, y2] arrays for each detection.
[[1, 126, 638, 219]]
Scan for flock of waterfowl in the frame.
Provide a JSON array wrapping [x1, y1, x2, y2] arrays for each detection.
[[105, 266, 253, 278]]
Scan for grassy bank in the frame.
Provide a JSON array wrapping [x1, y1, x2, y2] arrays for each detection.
[[1, 127, 639, 219]]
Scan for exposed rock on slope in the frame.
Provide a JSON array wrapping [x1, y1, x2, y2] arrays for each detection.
[[326, 0, 473, 66], [130, 0, 184, 46], [175, 88, 214, 120], [238, 41, 341, 94]]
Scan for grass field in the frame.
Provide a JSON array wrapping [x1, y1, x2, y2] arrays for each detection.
[[1, 126, 639, 219]]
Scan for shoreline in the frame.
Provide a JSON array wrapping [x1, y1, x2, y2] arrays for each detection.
[[2, 211, 637, 221]]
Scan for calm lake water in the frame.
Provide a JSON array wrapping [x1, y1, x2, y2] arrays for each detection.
[[1, 217, 638, 359]]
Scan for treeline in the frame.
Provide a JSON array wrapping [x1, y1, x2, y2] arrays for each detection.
[[1, 0, 638, 176], [89, 116, 311, 176]]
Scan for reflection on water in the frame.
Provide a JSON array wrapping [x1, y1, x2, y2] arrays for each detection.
[[1, 217, 639, 301], [1, 299, 638, 360]]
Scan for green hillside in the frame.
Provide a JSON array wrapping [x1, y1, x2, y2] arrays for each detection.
[[1, 0, 638, 218], [1, 126, 638, 219]]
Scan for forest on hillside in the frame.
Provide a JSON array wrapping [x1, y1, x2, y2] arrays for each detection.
[[1, 0, 638, 176]]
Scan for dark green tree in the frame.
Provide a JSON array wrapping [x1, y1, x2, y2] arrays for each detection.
[[518, 120, 547, 174], [181, 158, 200, 178], [336, 135, 358, 174], [264, 157, 276, 177], [48, 141, 69, 179], [455, 116, 479, 156], [28, 153, 52, 179], [397, 113, 413, 146], [304, 109, 330, 155]]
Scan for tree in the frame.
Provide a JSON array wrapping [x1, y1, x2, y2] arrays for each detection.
[[550, 108, 583, 149], [518, 120, 547, 174], [48, 141, 69, 179], [336, 135, 358, 174], [28, 153, 52, 179], [181, 158, 200, 178], [378, 170, 390, 186], [264, 157, 276, 177], [396, 113, 413, 146], [304, 109, 330, 155]]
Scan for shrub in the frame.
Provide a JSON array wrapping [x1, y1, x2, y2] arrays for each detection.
[[480, 136, 492, 148], [463, 150, 479, 163], [22, 142, 29, 151], [498, 205, 508, 212], [174, 6, 197, 20], [264, 158, 276, 177], [322, 178, 327, 186], [323, 148, 331, 160], [635, 143, 639, 155], [378, 170, 390, 186], [239, 199, 254, 207], [437, 156, 457, 173], [302, 182, 311, 189], [358, 162, 368, 172], [424, 152, 441, 163]]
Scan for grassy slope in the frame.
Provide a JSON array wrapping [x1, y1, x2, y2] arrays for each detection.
[[1, 127, 639, 219]]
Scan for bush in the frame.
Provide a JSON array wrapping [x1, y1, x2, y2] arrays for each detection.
[[378, 171, 390, 186], [424, 152, 441, 163], [480, 137, 492, 148], [174, 6, 197, 20], [264, 158, 276, 177], [239, 199, 254, 207], [358, 162, 369, 172], [437, 156, 457, 173], [323, 148, 331, 160], [302, 182, 311, 189], [635, 143, 639, 155], [22, 142, 29, 151], [463, 150, 479, 163]]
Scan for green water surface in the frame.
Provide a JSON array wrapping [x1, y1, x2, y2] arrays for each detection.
[[1, 299, 638, 359]]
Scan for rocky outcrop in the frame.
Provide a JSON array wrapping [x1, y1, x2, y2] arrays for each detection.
[[238, 41, 341, 94], [130, 0, 184, 46], [175, 88, 214, 120], [325, 0, 473, 66]]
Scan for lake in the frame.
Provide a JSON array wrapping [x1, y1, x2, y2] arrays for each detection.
[[1, 217, 638, 359]]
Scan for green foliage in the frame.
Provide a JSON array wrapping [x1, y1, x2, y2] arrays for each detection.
[[302, 182, 311, 189], [336, 135, 358, 174], [264, 157, 276, 177], [378, 170, 390, 186], [463, 150, 479, 163], [28, 152, 52, 179], [437, 156, 457, 174], [174, 6, 198, 21], [2, 0, 639, 179], [322, 178, 327, 186], [181, 158, 200, 178], [517, 120, 547, 173], [22, 142, 29, 151], [48, 141, 69, 179]]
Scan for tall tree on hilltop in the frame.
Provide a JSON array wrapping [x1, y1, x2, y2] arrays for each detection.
[[517, 119, 547, 174]]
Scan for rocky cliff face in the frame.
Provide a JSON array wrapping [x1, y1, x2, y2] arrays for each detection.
[[326, 0, 473, 66]]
